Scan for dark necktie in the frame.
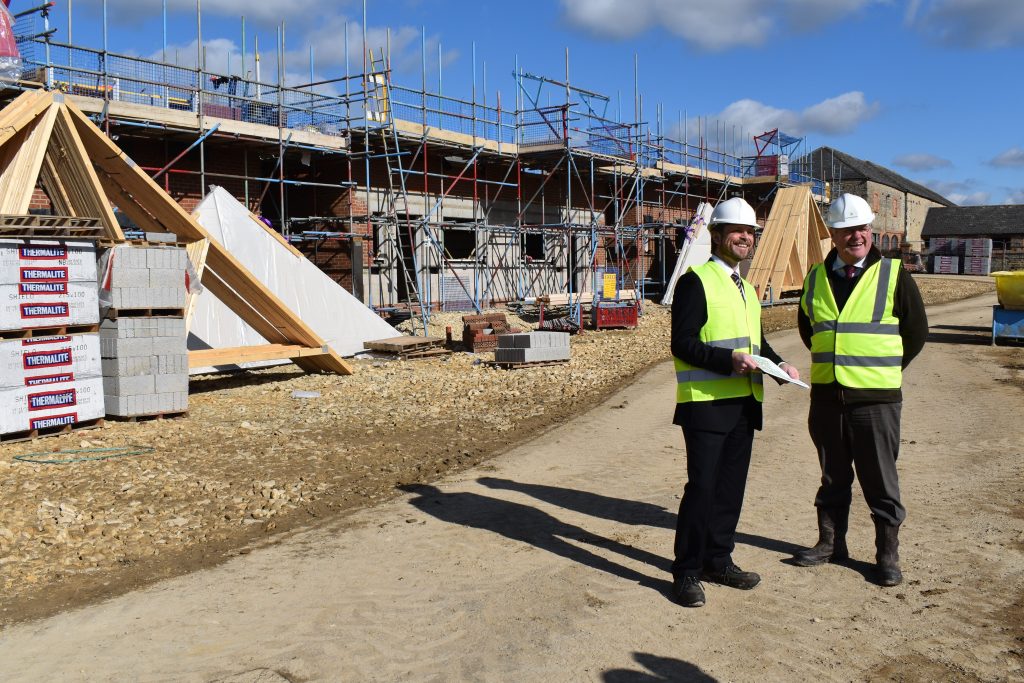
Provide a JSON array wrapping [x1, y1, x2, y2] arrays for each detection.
[[844, 265, 857, 280], [731, 272, 745, 301]]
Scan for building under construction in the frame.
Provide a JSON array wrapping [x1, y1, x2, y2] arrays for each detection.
[[10, 5, 827, 321]]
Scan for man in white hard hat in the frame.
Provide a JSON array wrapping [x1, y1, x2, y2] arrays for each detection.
[[795, 192, 928, 587], [670, 196, 800, 607]]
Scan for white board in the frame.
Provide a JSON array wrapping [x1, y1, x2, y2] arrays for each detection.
[[661, 202, 713, 305], [188, 186, 398, 372]]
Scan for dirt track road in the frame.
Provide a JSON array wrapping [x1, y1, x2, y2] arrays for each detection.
[[1, 293, 1021, 682]]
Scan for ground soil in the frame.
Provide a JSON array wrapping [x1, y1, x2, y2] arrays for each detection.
[[0, 277, 995, 630], [0, 284, 1020, 682]]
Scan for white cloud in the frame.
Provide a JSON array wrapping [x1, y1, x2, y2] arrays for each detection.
[[988, 147, 1024, 168], [925, 179, 990, 205], [673, 91, 879, 143], [1006, 189, 1024, 204], [90, 0, 326, 27], [892, 153, 951, 171], [907, 0, 1024, 48], [560, 0, 880, 51], [146, 15, 456, 85], [949, 191, 991, 205]]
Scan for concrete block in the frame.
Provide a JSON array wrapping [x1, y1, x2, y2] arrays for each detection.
[[154, 373, 188, 393], [149, 268, 183, 288], [102, 356, 157, 377], [151, 336, 187, 356], [100, 336, 153, 359], [103, 374, 155, 396], [144, 232, 178, 243], [498, 333, 532, 349]]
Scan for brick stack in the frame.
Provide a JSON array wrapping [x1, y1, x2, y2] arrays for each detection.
[[99, 244, 189, 418], [0, 239, 104, 437], [462, 312, 520, 352], [494, 332, 570, 365]]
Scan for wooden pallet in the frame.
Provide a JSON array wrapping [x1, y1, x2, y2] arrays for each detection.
[[105, 410, 188, 423], [1, 417, 105, 443], [491, 359, 570, 370], [365, 336, 445, 354], [0, 323, 100, 339], [105, 307, 185, 320], [0, 214, 105, 240], [98, 238, 189, 249]]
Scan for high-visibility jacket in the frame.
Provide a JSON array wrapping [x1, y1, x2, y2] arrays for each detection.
[[801, 258, 903, 389], [674, 262, 764, 404]]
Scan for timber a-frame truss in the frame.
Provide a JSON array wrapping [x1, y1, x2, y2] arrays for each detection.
[[0, 90, 352, 374], [745, 185, 830, 301]]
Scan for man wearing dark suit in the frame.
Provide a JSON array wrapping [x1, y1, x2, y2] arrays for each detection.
[[670, 197, 800, 608]]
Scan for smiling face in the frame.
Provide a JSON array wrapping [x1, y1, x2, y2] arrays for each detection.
[[829, 224, 873, 265], [711, 223, 756, 267]]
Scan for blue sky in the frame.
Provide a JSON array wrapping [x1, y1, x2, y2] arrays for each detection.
[[46, 0, 1024, 205]]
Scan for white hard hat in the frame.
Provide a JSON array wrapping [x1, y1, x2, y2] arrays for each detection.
[[709, 197, 759, 229], [826, 193, 875, 229]]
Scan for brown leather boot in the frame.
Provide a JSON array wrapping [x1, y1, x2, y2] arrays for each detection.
[[794, 507, 849, 567], [873, 516, 903, 587]]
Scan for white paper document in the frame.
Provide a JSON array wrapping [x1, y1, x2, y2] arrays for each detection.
[[750, 355, 810, 388]]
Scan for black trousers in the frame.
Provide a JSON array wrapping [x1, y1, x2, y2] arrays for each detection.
[[808, 400, 905, 526], [672, 414, 754, 579]]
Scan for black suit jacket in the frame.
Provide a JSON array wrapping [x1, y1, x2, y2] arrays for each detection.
[[670, 266, 786, 432]]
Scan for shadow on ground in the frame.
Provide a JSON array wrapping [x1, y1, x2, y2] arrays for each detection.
[[399, 483, 671, 595], [602, 652, 717, 682]]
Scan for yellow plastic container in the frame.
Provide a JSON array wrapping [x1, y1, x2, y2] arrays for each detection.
[[991, 271, 1024, 310]]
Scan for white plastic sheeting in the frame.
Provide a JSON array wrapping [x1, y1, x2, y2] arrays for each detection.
[[661, 202, 713, 306], [188, 186, 397, 372]]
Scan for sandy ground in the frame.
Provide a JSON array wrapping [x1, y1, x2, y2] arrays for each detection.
[[0, 292, 1021, 682]]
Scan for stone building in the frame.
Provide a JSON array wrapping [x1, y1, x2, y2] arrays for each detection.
[[800, 146, 954, 252]]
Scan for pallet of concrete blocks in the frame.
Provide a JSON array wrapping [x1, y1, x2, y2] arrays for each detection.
[[98, 243, 188, 314], [0, 238, 100, 331], [930, 255, 959, 274], [0, 334, 105, 440], [963, 256, 992, 276], [97, 243, 189, 419], [0, 238, 105, 440], [964, 238, 993, 258], [493, 331, 571, 368]]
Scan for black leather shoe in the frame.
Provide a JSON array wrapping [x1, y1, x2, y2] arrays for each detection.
[[702, 564, 761, 590], [672, 576, 706, 607]]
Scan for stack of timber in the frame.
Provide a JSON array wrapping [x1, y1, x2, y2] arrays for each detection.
[[98, 244, 189, 419], [0, 218, 104, 440], [0, 90, 352, 376], [364, 336, 450, 359], [745, 186, 830, 301]]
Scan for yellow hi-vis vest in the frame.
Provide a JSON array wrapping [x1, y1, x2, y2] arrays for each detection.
[[674, 261, 764, 404], [800, 258, 903, 389]]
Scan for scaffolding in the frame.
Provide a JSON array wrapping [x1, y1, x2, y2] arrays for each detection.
[[11, 4, 827, 327]]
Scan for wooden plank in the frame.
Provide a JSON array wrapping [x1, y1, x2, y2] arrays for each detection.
[[189, 343, 328, 368]]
